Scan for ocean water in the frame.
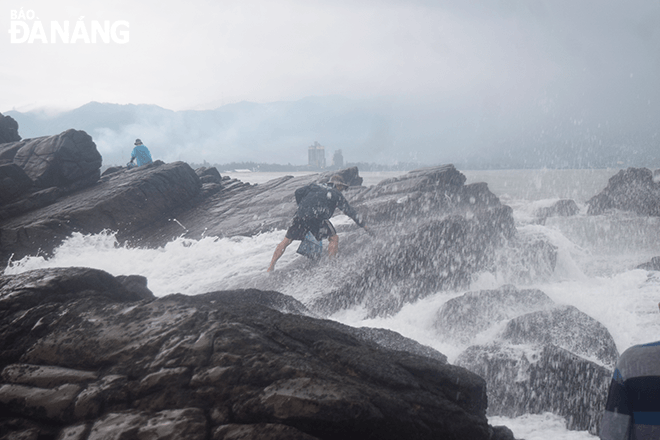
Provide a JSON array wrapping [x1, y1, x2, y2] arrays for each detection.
[[6, 168, 660, 440]]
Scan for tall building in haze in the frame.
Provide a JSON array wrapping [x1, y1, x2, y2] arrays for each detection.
[[308, 141, 326, 168], [332, 149, 344, 168]]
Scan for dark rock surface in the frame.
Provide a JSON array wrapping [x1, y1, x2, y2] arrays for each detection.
[[442, 285, 617, 435], [457, 343, 611, 435], [0, 267, 513, 440], [0, 161, 202, 262], [0, 129, 101, 191], [1, 162, 527, 320], [181, 165, 519, 318], [0, 113, 21, 144], [637, 256, 660, 271], [0, 164, 33, 204], [587, 167, 660, 216], [535, 199, 580, 219], [434, 285, 555, 346]]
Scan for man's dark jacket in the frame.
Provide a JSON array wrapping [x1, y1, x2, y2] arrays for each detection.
[[294, 183, 363, 226]]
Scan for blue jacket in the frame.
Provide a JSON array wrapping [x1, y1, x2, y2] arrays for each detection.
[[601, 341, 660, 440], [131, 144, 153, 166]]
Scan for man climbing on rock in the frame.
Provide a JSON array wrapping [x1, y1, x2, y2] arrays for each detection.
[[129, 139, 153, 167], [267, 174, 366, 272]]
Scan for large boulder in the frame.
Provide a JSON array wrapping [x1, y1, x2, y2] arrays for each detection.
[[535, 199, 579, 219], [0, 267, 513, 440], [0, 161, 202, 263], [447, 286, 619, 435], [457, 343, 611, 435], [434, 285, 555, 346], [0, 113, 21, 144], [587, 167, 660, 216], [0, 129, 102, 191]]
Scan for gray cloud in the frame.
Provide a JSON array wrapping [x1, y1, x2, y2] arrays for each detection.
[[2, 0, 659, 168]]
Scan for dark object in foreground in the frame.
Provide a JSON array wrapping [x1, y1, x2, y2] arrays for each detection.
[[0, 267, 514, 440]]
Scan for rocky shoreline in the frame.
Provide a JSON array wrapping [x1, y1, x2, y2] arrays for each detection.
[[3, 112, 660, 439]]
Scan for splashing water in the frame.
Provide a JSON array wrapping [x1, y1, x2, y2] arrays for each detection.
[[5, 169, 659, 440]]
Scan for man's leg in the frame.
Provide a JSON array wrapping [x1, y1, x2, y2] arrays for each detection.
[[267, 237, 293, 272], [328, 234, 339, 257]]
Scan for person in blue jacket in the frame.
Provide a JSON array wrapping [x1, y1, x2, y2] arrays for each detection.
[[600, 304, 660, 440], [267, 174, 366, 272], [129, 139, 153, 167]]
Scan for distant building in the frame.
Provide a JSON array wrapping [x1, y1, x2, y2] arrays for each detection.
[[332, 149, 344, 168], [308, 141, 326, 168]]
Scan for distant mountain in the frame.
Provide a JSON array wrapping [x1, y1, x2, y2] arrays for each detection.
[[6, 97, 425, 167], [5, 97, 659, 169]]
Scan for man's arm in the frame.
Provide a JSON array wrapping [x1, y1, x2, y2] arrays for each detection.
[[337, 192, 364, 227]]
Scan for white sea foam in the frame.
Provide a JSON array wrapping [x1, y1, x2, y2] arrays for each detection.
[[5, 169, 656, 440]]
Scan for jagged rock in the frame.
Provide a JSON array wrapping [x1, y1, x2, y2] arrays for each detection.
[[490, 232, 558, 283], [0, 161, 201, 262], [637, 256, 660, 271], [0, 161, 523, 320], [212, 423, 319, 440], [535, 199, 579, 218], [500, 305, 619, 367], [0, 187, 63, 221], [454, 302, 618, 435], [195, 166, 223, 184], [0, 130, 101, 191], [0, 113, 21, 144], [100, 166, 123, 177], [587, 167, 660, 216], [0, 164, 33, 204], [0, 267, 508, 440], [434, 285, 555, 346], [457, 343, 611, 435], [115, 275, 155, 300]]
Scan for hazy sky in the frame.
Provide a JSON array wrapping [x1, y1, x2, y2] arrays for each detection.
[[2, 0, 659, 166], [2, 0, 657, 110]]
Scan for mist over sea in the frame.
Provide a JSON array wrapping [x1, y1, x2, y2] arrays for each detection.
[[6, 168, 660, 440]]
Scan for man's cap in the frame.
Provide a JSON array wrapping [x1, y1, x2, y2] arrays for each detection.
[[134, 139, 142, 145], [329, 174, 348, 189]]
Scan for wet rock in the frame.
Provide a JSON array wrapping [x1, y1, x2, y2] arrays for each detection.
[[434, 285, 555, 346], [0, 129, 101, 191], [0, 160, 520, 319], [212, 423, 320, 440], [195, 166, 223, 184], [452, 297, 619, 435], [0, 161, 201, 262], [0, 267, 503, 440], [457, 343, 611, 435], [0, 187, 63, 221], [637, 256, 660, 271], [115, 275, 155, 300], [500, 305, 619, 367], [1, 364, 98, 388], [0, 383, 81, 422], [0, 164, 32, 204], [535, 199, 579, 218], [0, 113, 21, 144], [587, 167, 660, 216], [491, 232, 558, 284]]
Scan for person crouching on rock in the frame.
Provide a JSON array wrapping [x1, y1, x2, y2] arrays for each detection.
[[129, 139, 153, 167], [267, 174, 366, 272]]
